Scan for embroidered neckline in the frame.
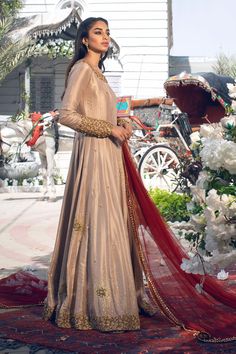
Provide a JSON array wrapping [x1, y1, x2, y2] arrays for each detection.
[[82, 60, 107, 83]]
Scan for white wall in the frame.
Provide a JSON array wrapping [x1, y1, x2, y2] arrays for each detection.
[[88, 0, 170, 97], [19, 0, 171, 98]]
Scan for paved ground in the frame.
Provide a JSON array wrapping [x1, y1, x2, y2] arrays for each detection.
[[0, 187, 65, 353], [0, 187, 64, 281]]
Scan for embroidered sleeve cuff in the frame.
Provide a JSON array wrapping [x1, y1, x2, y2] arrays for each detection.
[[59, 109, 113, 138], [79, 115, 113, 138], [117, 117, 131, 126]]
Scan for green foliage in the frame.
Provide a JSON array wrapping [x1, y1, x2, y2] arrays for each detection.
[[10, 110, 28, 122], [0, 0, 23, 19], [0, 0, 35, 82], [206, 167, 236, 195], [184, 231, 206, 250], [224, 123, 236, 143], [0, 0, 23, 39], [149, 188, 191, 222]]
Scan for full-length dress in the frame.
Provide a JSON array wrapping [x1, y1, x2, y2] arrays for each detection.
[[43, 60, 155, 331], [1, 59, 236, 342]]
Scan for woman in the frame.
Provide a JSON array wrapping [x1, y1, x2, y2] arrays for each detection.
[[41, 17, 236, 340], [43, 17, 157, 332], [1, 16, 236, 342]]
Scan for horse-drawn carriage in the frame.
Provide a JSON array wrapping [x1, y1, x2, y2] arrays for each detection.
[[127, 72, 236, 192]]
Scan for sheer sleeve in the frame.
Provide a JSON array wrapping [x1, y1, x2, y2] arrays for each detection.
[[59, 62, 113, 138]]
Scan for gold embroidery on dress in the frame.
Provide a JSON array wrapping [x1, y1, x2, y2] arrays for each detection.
[[117, 118, 131, 126], [57, 311, 139, 331], [43, 303, 140, 331], [60, 110, 113, 138], [72, 314, 92, 330], [90, 314, 140, 332], [56, 310, 71, 328], [42, 303, 54, 321], [139, 298, 158, 316], [78, 115, 113, 138], [96, 287, 108, 297], [73, 218, 84, 232]]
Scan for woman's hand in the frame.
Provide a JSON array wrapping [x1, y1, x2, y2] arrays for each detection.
[[123, 122, 132, 137], [111, 126, 131, 144]]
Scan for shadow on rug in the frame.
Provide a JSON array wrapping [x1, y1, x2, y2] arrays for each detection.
[[0, 306, 236, 353]]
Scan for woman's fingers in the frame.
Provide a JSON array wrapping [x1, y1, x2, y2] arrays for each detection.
[[111, 126, 132, 144]]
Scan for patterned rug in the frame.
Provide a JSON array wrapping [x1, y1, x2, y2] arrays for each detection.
[[0, 306, 236, 353]]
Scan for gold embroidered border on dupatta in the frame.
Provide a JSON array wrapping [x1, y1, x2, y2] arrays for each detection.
[[122, 148, 236, 343]]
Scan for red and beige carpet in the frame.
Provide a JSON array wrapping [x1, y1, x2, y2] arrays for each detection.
[[0, 306, 236, 353]]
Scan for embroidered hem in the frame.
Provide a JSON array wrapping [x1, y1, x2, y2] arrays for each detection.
[[43, 304, 140, 331]]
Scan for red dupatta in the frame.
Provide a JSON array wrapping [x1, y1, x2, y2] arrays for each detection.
[[122, 142, 236, 342]]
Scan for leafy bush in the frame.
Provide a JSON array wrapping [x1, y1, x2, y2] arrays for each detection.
[[149, 188, 191, 222]]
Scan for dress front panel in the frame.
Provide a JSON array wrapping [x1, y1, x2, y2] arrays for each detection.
[[43, 60, 147, 331]]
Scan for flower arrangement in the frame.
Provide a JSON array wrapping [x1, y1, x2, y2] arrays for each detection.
[[181, 119, 236, 278], [32, 39, 74, 59]]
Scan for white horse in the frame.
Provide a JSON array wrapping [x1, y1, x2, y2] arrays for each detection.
[[0, 114, 74, 201]]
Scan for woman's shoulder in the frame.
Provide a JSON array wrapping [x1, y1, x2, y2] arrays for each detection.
[[68, 60, 93, 85], [70, 59, 107, 83], [71, 59, 92, 74]]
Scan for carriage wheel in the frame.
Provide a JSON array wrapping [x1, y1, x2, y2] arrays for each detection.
[[138, 145, 180, 192]]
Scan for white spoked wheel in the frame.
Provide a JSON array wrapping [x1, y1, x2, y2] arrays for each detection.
[[138, 145, 180, 192]]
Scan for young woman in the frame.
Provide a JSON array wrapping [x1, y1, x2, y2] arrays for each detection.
[[41, 18, 236, 341], [30, 17, 236, 340], [42, 17, 157, 332]]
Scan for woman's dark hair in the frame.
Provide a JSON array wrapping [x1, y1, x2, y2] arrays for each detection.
[[62, 17, 109, 99]]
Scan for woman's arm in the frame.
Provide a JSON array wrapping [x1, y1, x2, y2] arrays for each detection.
[[59, 62, 113, 138]]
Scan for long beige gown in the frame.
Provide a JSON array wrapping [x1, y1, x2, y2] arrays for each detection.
[[43, 59, 156, 332]]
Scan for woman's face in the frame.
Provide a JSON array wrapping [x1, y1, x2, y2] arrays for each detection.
[[85, 20, 110, 54]]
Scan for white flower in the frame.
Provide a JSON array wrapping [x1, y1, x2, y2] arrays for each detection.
[[221, 115, 236, 128], [190, 185, 206, 204], [200, 139, 236, 174], [190, 131, 201, 144], [180, 255, 213, 275], [227, 83, 236, 99], [222, 144, 236, 174], [211, 250, 236, 268], [42, 47, 49, 54], [204, 233, 219, 253], [205, 189, 220, 208], [190, 214, 206, 232], [196, 170, 209, 189], [217, 269, 229, 280], [200, 124, 223, 139]]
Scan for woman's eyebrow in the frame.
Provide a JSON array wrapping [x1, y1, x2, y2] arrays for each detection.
[[93, 27, 110, 32]]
